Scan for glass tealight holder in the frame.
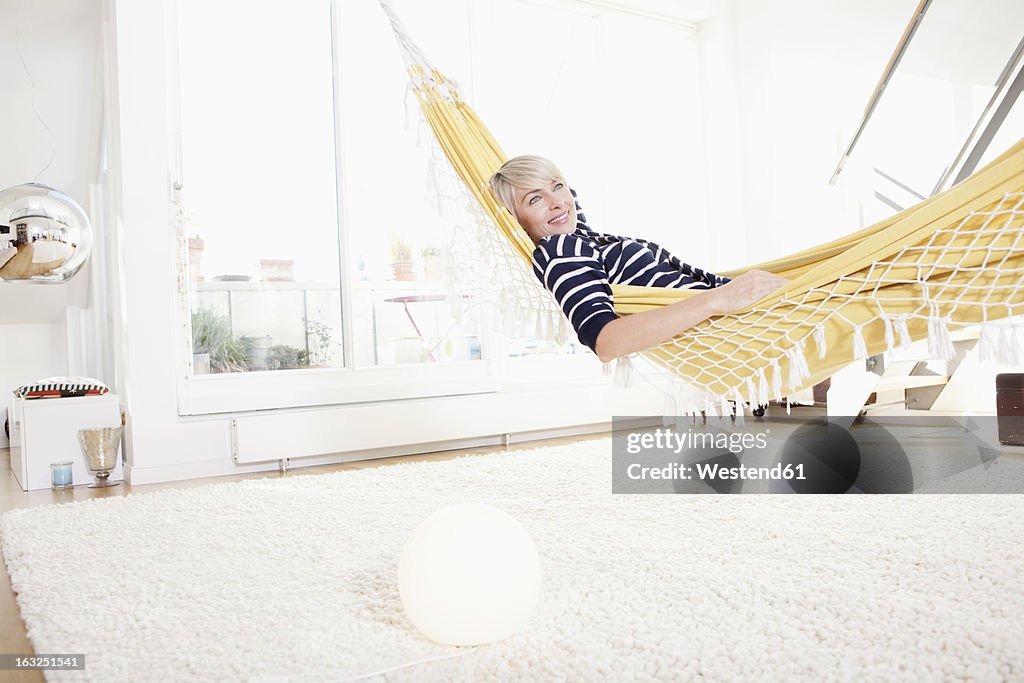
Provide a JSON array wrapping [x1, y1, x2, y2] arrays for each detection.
[[50, 461, 74, 490]]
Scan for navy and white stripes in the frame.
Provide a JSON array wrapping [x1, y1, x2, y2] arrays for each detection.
[[531, 196, 728, 352], [14, 377, 110, 399]]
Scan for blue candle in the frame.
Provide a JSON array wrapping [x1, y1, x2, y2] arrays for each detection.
[[50, 462, 73, 489]]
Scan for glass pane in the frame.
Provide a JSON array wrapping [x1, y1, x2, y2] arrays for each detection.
[[177, 0, 342, 374], [336, 0, 482, 368], [844, 0, 1024, 221]]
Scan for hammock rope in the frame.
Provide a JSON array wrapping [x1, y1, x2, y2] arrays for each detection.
[[380, 1, 1024, 407]]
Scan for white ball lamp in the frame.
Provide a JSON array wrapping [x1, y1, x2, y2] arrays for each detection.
[[399, 503, 542, 646]]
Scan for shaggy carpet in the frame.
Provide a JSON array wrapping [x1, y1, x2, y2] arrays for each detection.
[[2, 439, 1023, 682]]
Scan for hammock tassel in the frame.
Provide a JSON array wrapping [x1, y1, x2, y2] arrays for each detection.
[[556, 316, 568, 346], [786, 342, 810, 391], [745, 377, 758, 411], [1012, 325, 1024, 366], [927, 314, 955, 361], [770, 358, 783, 400], [757, 369, 770, 408], [614, 356, 634, 388], [732, 386, 746, 424], [979, 323, 1000, 363], [852, 324, 868, 361], [602, 360, 613, 377], [883, 315, 895, 353], [895, 314, 913, 349], [997, 325, 1013, 365], [719, 394, 730, 420], [813, 324, 827, 360]]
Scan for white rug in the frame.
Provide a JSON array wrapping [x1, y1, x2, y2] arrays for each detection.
[[2, 439, 1023, 682]]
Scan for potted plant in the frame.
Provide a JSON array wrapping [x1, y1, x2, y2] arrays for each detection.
[[388, 235, 415, 281], [421, 245, 444, 281], [303, 316, 335, 366], [191, 309, 251, 373], [268, 345, 302, 370], [244, 334, 274, 370]]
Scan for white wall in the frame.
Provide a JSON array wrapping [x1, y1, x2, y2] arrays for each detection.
[[725, 0, 1023, 263], [0, 325, 68, 447], [0, 0, 102, 203], [727, 0, 921, 261]]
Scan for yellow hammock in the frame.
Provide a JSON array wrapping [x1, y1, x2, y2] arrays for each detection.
[[381, 3, 1024, 405]]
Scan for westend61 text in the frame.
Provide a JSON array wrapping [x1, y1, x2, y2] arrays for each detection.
[[626, 462, 806, 481], [625, 428, 769, 455]]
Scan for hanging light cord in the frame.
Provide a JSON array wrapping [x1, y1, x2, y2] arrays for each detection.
[[16, 0, 56, 183]]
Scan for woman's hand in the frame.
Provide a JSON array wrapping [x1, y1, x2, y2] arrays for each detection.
[[704, 270, 789, 315]]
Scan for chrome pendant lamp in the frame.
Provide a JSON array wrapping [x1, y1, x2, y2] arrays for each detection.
[[0, 183, 92, 282]]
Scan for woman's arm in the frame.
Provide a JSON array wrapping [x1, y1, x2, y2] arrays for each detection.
[[593, 270, 789, 362]]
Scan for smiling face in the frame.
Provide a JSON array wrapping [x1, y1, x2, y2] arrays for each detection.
[[512, 180, 577, 244]]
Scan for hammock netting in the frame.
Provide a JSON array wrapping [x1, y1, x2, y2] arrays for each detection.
[[381, 2, 1024, 411]]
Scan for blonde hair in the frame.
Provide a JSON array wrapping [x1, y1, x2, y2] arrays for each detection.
[[488, 155, 566, 219]]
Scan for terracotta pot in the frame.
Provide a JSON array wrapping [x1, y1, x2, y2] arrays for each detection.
[[391, 260, 416, 281]]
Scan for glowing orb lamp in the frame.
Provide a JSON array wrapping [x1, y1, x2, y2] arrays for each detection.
[[399, 503, 541, 646]]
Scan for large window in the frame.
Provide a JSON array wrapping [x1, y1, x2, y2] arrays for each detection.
[[170, 0, 710, 413]]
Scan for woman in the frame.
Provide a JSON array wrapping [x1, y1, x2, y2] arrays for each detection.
[[488, 155, 788, 362]]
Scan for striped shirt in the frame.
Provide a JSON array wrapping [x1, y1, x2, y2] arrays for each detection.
[[532, 198, 728, 352]]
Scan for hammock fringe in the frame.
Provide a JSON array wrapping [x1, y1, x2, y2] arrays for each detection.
[[883, 315, 895, 353], [927, 314, 956, 362], [852, 324, 868, 361], [813, 324, 827, 360], [614, 356, 635, 388]]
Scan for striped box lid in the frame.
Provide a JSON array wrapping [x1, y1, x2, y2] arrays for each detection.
[[13, 377, 110, 400]]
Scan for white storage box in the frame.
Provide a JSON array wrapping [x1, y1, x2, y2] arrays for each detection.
[[8, 394, 123, 491]]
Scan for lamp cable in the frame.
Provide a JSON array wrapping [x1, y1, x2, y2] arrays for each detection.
[[15, 0, 56, 184], [334, 649, 478, 682]]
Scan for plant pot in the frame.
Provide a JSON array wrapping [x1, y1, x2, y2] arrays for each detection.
[[192, 352, 211, 375], [423, 254, 444, 281], [247, 335, 273, 371], [391, 260, 416, 281]]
